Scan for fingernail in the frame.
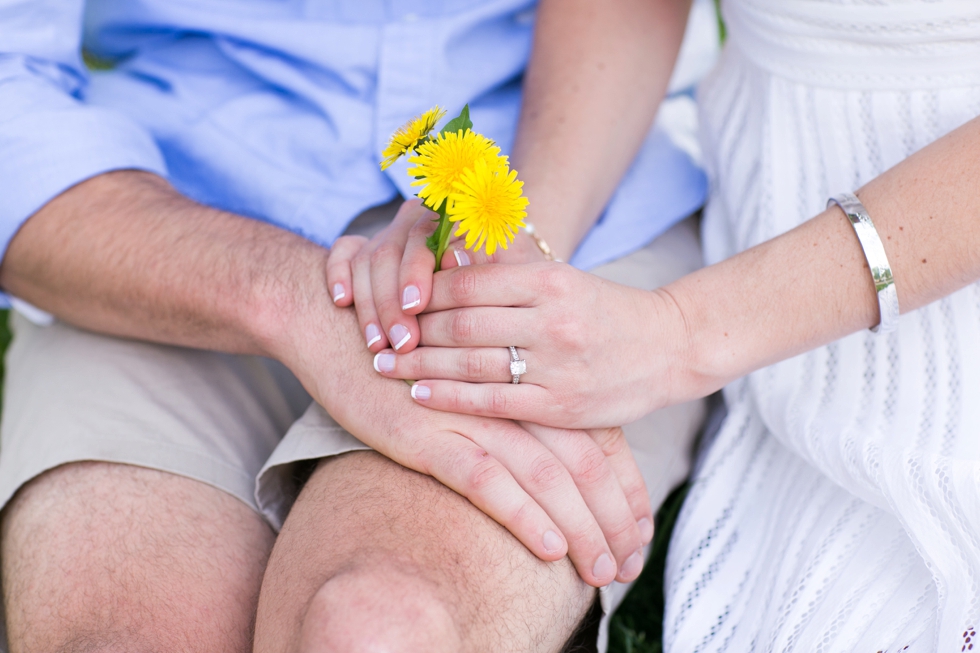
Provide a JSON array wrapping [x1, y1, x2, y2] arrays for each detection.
[[332, 283, 345, 303], [389, 324, 411, 350], [401, 285, 421, 310], [542, 530, 564, 553], [410, 384, 431, 400], [374, 352, 395, 373], [638, 517, 654, 544], [453, 249, 471, 266], [593, 553, 616, 583], [619, 550, 644, 581], [365, 323, 381, 347]]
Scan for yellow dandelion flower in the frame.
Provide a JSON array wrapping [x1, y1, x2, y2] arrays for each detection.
[[380, 106, 446, 170], [407, 129, 507, 211], [447, 158, 528, 256]]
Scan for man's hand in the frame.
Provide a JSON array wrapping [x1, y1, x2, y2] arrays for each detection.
[[270, 299, 651, 587]]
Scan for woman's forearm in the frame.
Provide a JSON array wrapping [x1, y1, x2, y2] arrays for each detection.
[[670, 114, 980, 398], [512, 0, 692, 261]]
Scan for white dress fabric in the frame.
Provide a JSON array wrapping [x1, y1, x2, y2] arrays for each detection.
[[664, 1, 980, 651]]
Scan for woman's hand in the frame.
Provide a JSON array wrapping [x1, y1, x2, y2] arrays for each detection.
[[370, 262, 698, 429], [326, 199, 547, 355], [281, 290, 655, 587]]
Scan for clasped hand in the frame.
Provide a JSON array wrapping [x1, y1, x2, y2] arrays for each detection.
[[325, 200, 660, 586]]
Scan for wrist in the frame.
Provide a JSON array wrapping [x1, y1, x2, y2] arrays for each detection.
[[647, 276, 734, 405], [245, 237, 337, 366], [523, 219, 580, 263]]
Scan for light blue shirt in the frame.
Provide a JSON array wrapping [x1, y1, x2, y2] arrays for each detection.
[[0, 0, 713, 311]]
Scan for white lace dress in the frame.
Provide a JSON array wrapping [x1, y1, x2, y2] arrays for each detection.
[[664, 1, 980, 651]]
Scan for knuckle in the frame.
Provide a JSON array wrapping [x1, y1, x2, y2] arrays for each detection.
[[325, 257, 349, 277], [409, 352, 426, 379], [450, 311, 474, 343], [527, 453, 566, 493], [370, 241, 402, 266], [449, 269, 478, 303], [606, 516, 640, 544], [508, 498, 537, 532], [550, 318, 587, 352], [336, 235, 367, 252], [449, 384, 466, 411], [461, 349, 485, 379], [538, 266, 569, 296], [408, 216, 437, 236], [569, 445, 609, 488], [591, 427, 627, 456], [487, 386, 509, 416], [352, 249, 372, 271], [624, 483, 650, 511], [465, 455, 504, 494]]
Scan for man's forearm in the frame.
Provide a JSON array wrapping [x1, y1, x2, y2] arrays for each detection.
[[0, 170, 331, 360], [512, 0, 692, 260]]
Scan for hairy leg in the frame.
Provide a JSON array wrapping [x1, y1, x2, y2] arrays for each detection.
[[1, 462, 276, 653], [254, 451, 596, 653]]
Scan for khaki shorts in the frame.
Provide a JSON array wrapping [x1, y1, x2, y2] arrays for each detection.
[[0, 204, 706, 651]]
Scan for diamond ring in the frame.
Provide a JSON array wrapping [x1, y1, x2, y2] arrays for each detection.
[[508, 346, 526, 384]]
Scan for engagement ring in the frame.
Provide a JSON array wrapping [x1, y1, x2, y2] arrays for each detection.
[[508, 346, 526, 384]]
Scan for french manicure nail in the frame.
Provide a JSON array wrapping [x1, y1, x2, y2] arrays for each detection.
[[389, 324, 411, 350], [332, 283, 345, 302], [365, 323, 381, 348], [453, 248, 471, 267], [593, 553, 616, 583], [410, 384, 431, 400], [638, 517, 654, 544], [374, 352, 395, 373], [542, 530, 564, 553], [620, 550, 644, 580], [401, 285, 421, 310]]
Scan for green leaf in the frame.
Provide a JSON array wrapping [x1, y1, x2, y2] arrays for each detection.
[[440, 104, 473, 137], [425, 201, 445, 256], [426, 230, 440, 254]]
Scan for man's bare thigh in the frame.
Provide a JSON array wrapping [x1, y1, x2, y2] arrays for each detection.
[[1, 462, 275, 653], [254, 450, 596, 653]]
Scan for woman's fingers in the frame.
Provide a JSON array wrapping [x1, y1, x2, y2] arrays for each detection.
[[370, 202, 430, 352], [326, 235, 368, 308], [373, 346, 518, 384], [398, 214, 440, 317], [523, 423, 646, 583], [352, 243, 388, 351], [587, 427, 655, 545], [409, 379, 563, 425], [417, 307, 530, 348], [419, 428, 569, 564], [463, 422, 620, 587], [427, 261, 563, 311]]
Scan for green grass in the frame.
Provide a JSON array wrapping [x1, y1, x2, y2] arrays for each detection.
[[607, 483, 688, 653], [713, 0, 727, 43], [0, 310, 10, 409]]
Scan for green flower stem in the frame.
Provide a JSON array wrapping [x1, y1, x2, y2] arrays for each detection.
[[432, 205, 454, 272]]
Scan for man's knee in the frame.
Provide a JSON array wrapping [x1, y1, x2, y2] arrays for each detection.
[[2, 462, 273, 653], [298, 563, 461, 653]]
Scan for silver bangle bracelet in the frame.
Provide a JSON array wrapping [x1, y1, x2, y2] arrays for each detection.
[[827, 192, 899, 334]]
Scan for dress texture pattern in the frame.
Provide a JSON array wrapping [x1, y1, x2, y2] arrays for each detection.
[[665, 1, 980, 651]]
